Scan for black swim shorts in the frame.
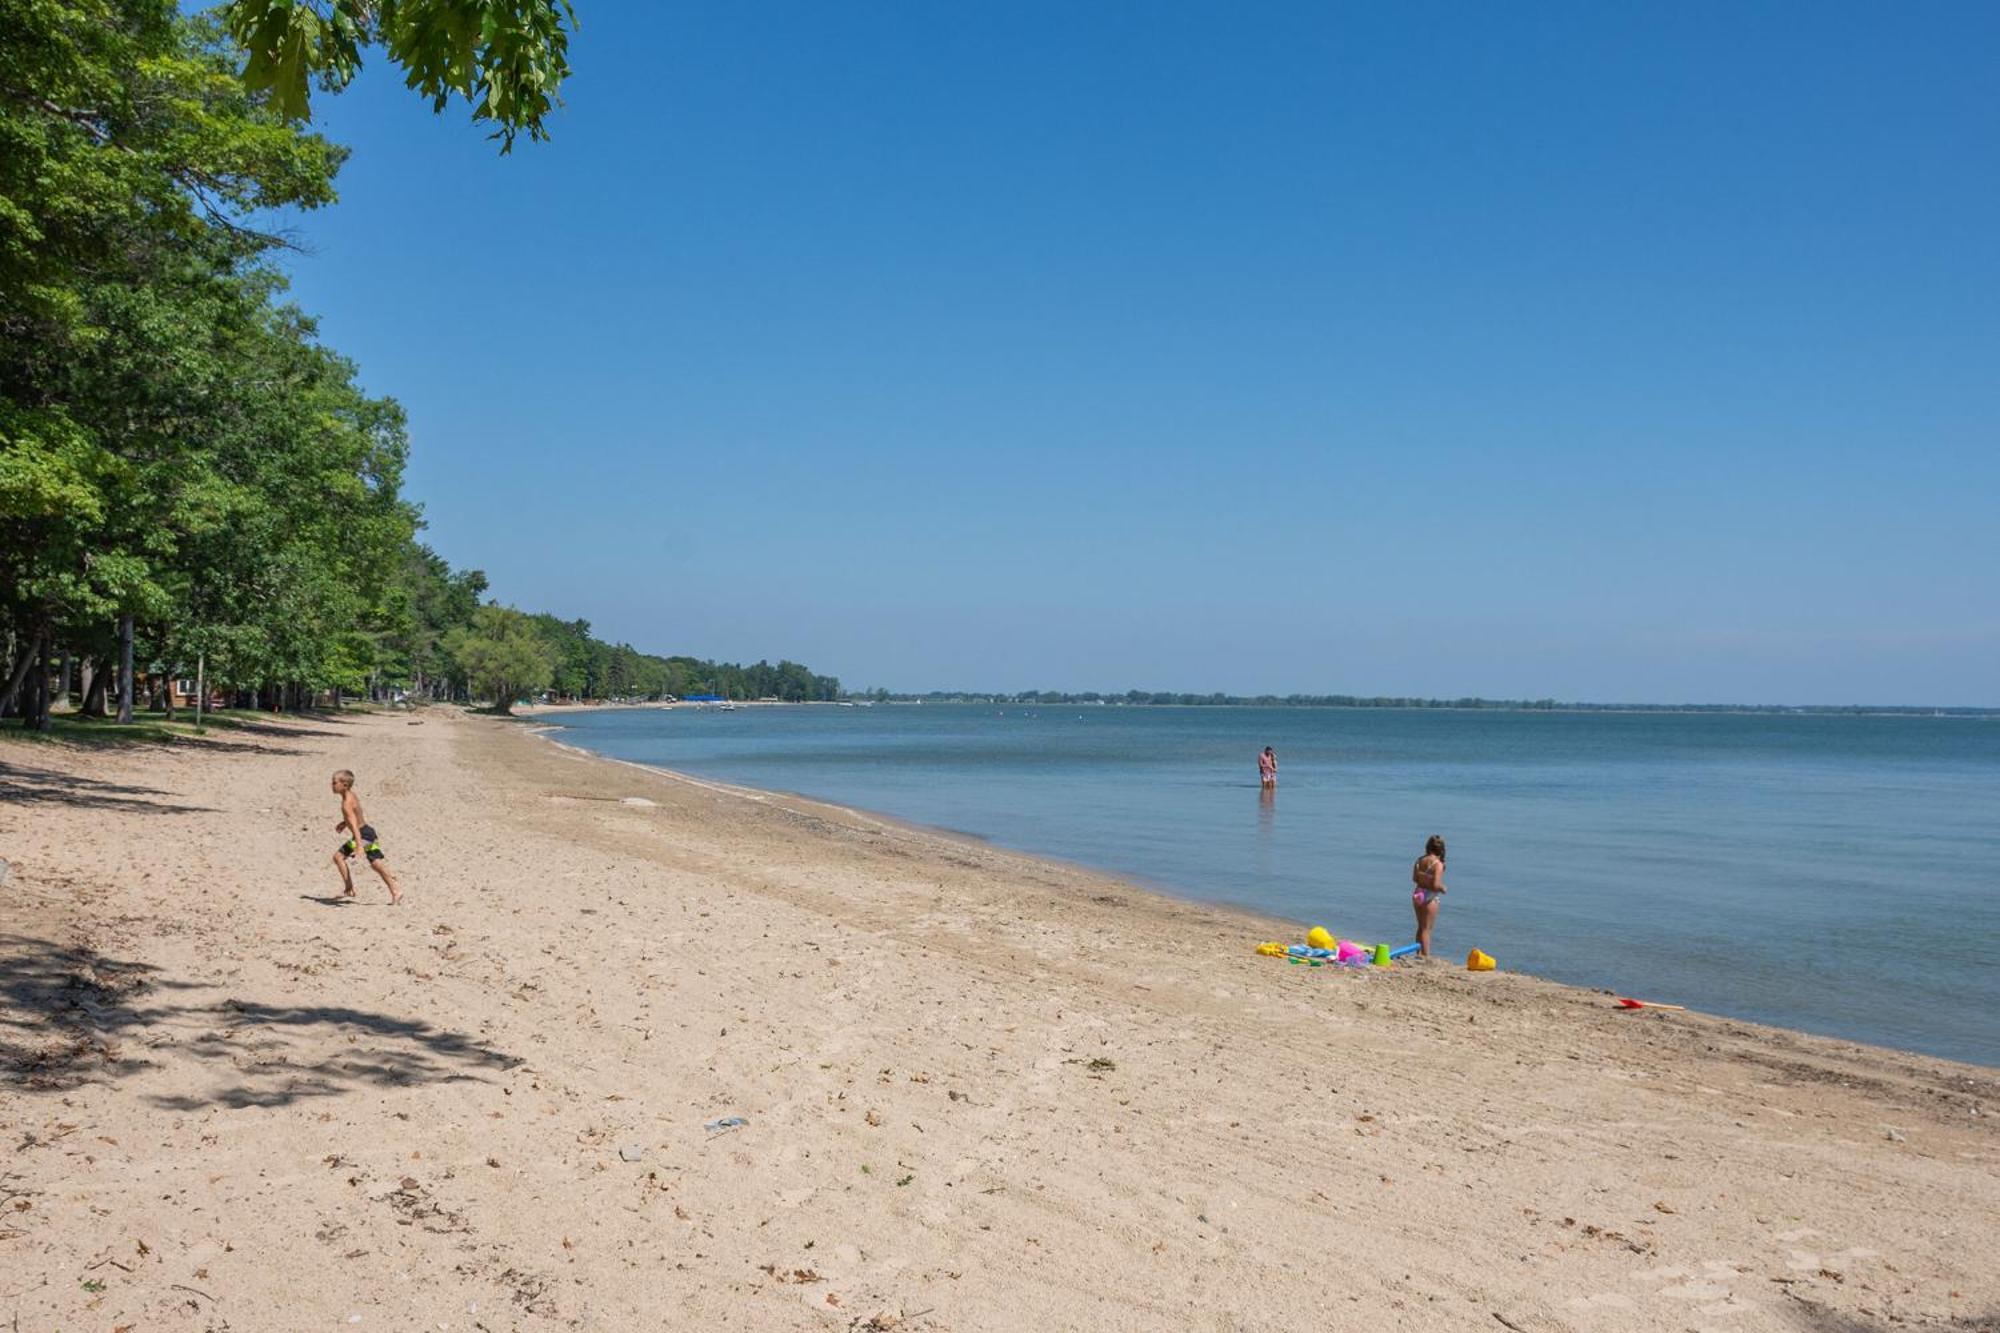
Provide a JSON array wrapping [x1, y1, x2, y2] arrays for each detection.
[[340, 824, 385, 862]]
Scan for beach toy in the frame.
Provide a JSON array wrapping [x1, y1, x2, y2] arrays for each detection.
[[1614, 997, 1685, 1011], [1306, 926, 1336, 951], [1371, 942, 1393, 967], [1255, 941, 1287, 957], [1466, 948, 1496, 972], [1388, 942, 1421, 960], [1334, 940, 1365, 962]]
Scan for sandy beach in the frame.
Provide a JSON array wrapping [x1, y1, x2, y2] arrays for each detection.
[[3, 708, 1995, 1332]]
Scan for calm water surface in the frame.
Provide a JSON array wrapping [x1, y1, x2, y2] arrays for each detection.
[[550, 705, 2000, 1066]]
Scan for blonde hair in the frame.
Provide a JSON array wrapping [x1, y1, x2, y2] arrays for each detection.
[[333, 769, 355, 786]]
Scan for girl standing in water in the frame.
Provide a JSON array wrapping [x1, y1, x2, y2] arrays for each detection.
[[1411, 834, 1447, 957]]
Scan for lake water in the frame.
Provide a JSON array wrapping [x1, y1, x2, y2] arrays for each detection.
[[548, 704, 2000, 1067]]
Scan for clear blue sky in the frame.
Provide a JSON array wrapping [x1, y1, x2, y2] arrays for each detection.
[[272, 1, 1999, 704]]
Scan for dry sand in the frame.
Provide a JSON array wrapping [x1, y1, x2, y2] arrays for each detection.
[[2, 708, 1995, 1332]]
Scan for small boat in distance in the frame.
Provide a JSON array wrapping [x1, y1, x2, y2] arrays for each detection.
[[682, 693, 736, 712]]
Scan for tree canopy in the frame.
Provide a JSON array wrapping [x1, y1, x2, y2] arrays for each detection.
[[219, 0, 577, 149], [443, 605, 553, 714]]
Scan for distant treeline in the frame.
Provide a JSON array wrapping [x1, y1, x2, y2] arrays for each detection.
[[860, 690, 1994, 716], [396, 554, 842, 712]]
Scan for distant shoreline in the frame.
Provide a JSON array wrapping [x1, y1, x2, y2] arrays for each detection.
[[872, 694, 2000, 715], [517, 696, 1999, 719]]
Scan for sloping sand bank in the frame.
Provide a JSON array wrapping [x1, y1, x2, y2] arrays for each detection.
[[2, 709, 1994, 1331]]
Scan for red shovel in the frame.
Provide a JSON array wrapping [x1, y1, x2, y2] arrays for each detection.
[[1615, 997, 1686, 1011]]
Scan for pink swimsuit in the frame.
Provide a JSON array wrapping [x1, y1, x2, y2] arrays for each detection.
[[1412, 858, 1442, 906]]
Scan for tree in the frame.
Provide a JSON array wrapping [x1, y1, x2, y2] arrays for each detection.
[[0, 1, 347, 727], [219, 0, 578, 150], [527, 613, 594, 697], [443, 604, 553, 713], [393, 544, 486, 699]]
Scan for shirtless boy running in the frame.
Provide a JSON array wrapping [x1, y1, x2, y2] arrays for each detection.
[[331, 769, 404, 904]]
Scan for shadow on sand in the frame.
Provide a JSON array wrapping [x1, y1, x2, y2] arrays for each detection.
[[0, 934, 519, 1109], [1776, 1295, 1999, 1331], [5, 707, 356, 755], [0, 762, 219, 814], [210, 714, 351, 739]]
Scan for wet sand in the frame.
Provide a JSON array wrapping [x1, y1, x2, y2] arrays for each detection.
[[2, 708, 1995, 1331]]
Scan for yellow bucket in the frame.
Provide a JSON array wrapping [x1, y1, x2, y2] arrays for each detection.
[[1306, 926, 1336, 950], [1466, 948, 1496, 972]]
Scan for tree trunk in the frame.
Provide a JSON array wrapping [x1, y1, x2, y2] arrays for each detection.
[[116, 614, 134, 723], [3, 630, 42, 722], [57, 650, 72, 710], [32, 637, 52, 732], [194, 653, 206, 731], [81, 658, 108, 717]]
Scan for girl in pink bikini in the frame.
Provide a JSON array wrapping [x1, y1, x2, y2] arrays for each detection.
[[1411, 834, 1447, 957]]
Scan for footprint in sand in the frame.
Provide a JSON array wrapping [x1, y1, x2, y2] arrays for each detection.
[[1641, 1259, 1747, 1303]]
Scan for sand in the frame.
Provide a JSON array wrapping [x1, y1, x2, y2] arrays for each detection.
[[2, 708, 1995, 1332]]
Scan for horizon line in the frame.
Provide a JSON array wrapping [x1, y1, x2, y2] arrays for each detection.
[[858, 689, 1998, 714]]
